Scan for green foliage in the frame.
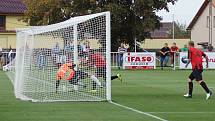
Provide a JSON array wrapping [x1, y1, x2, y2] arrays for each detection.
[[22, 0, 177, 51]]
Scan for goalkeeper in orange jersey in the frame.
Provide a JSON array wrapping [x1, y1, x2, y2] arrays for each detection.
[[55, 63, 102, 93], [55, 63, 74, 92]]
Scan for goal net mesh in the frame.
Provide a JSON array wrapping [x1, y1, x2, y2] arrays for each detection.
[[12, 12, 111, 102]]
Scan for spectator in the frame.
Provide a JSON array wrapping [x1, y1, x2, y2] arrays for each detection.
[[60, 51, 67, 65], [159, 43, 170, 70], [0, 46, 3, 69], [37, 49, 46, 70], [8, 46, 13, 64], [81, 40, 91, 53], [170, 42, 179, 67], [208, 44, 214, 52], [65, 42, 73, 53], [180, 44, 188, 52], [81, 40, 91, 58], [52, 42, 60, 66], [52, 42, 60, 54], [0, 46, 2, 57], [118, 43, 127, 69], [65, 41, 73, 61], [0, 55, 5, 69]]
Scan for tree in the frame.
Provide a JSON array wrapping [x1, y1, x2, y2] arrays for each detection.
[[22, 0, 177, 51], [167, 22, 190, 39]]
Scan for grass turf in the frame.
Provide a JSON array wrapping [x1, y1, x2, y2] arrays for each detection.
[[0, 69, 215, 121]]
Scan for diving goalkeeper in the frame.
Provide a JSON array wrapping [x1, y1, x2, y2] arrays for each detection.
[[55, 63, 102, 92]]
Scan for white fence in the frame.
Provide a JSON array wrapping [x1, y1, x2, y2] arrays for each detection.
[[1, 51, 189, 70], [3, 51, 215, 70]]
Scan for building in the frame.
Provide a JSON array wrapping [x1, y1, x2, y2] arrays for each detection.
[[140, 22, 189, 49], [150, 22, 173, 38], [187, 0, 215, 47], [0, 0, 27, 49]]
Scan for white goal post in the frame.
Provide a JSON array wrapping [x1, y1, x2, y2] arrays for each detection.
[[12, 12, 111, 102]]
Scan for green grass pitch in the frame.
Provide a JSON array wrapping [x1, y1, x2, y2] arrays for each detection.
[[0, 69, 215, 121]]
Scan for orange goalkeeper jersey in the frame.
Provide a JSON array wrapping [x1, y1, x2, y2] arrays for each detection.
[[56, 63, 74, 80]]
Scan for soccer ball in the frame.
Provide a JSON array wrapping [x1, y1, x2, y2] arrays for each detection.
[[181, 56, 189, 64]]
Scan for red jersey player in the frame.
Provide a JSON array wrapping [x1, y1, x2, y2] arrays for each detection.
[[88, 50, 122, 91], [170, 42, 179, 66], [184, 41, 212, 100]]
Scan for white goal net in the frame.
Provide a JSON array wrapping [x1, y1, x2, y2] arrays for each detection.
[[11, 12, 111, 102]]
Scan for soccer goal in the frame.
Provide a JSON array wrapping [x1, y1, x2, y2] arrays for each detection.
[[11, 12, 111, 102]]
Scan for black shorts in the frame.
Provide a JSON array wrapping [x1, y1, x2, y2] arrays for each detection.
[[70, 70, 89, 84], [189, 68, 203, 81], [76, 70, 89, 79], [96, 67, 106, 79]]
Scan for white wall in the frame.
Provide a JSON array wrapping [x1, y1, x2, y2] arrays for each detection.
[[191, 5, 215, 47], [140, 39, 190, 49]]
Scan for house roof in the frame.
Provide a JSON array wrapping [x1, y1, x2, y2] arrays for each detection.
[[150, 22, 173, 38], [0, 0, 26, 15], [187, 0, 209, 30]]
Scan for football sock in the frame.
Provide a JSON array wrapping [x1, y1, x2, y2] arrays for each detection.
[[73, 85, 78, 91], [91, 75, 101, 86], [56, 80, 60, 90], [111, 76, 118, 80], [188, 82, 193, 95], [92, 82, 97, 90], [77, 82, 86, 87], [200, 81, 210, 94]]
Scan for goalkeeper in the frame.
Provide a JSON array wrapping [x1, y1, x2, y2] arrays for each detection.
[[55, 63, 102, 92]]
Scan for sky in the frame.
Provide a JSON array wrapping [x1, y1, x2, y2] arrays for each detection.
[[156, 0, 204, 26]]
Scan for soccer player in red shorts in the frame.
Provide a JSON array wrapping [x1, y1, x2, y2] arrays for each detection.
[[170, 42, 179, 67], [184, 41, 212, 100]]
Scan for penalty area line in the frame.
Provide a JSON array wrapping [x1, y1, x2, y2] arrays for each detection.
[[109, 101, 168, 121]]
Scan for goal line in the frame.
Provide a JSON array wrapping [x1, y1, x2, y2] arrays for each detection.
[[147, 112, 215, 114], [109, 101, 169, 121]]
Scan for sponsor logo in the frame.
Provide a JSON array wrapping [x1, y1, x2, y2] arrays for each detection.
[[209, 58, 215, 63], [123, 53, 156, 69], [125, 54, 154, 63]]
